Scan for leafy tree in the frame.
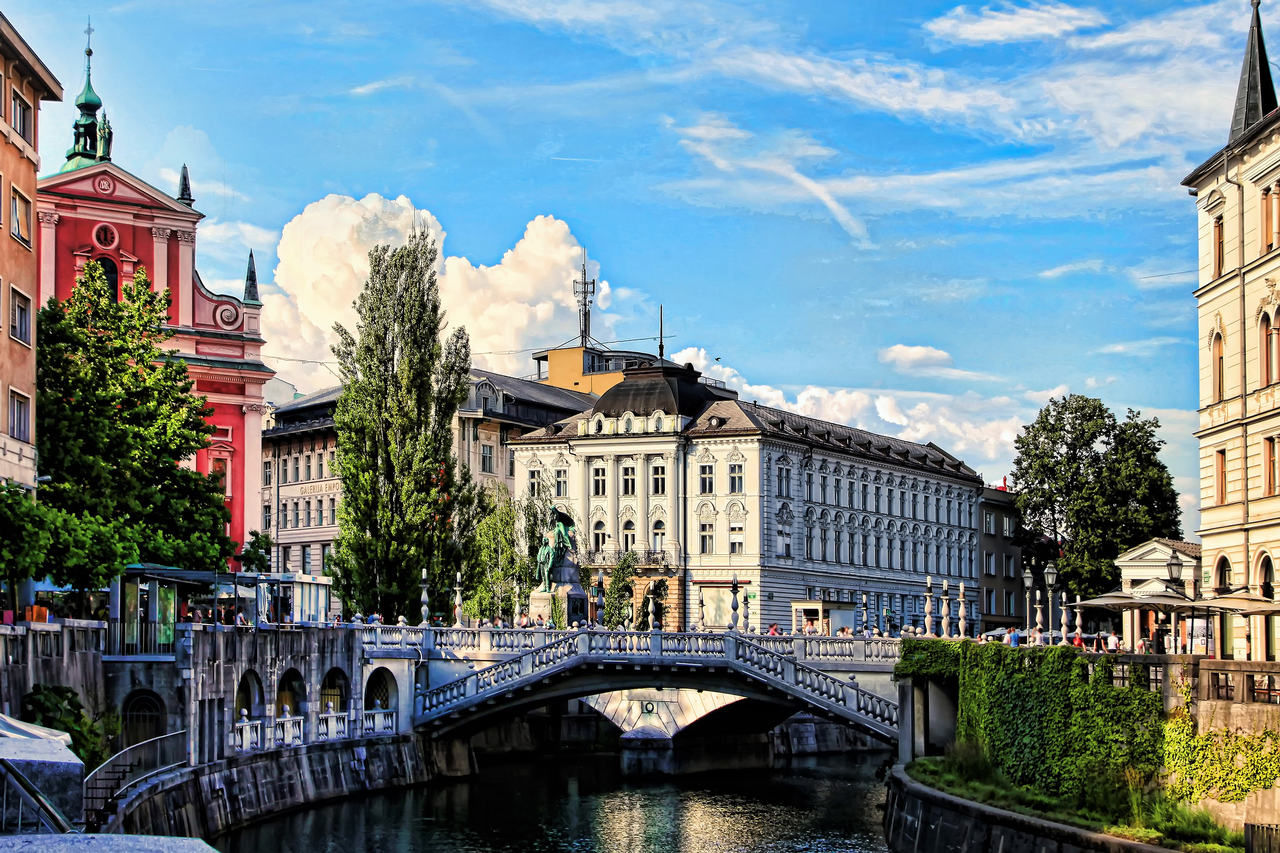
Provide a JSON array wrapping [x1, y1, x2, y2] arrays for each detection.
[[235, 530, 274, 573], [1012, 394, 1182, 595], [601, 550, 638, 629], [330, 229, 474, 620], [0, 484, 50, 612], [635, 577, 668, 630], [36, 261, 234, 589], [21, 684, 118, 771]]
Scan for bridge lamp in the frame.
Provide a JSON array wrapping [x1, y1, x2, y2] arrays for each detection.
[[1043, 562, 1058, 637], [1022, 568, 1034, 631]]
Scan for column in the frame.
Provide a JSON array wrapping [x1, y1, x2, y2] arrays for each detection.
[[1271, 183, 1279, 251], [151, 228, 171, 294], [37, 212, 58, 304], [578, 454, 590, 534], [606, 454, 619, 551], [666, 450, 680, 555], [638, 455, 650, 553], [243, 403, 266, 547], [176, 231, 195, 327]]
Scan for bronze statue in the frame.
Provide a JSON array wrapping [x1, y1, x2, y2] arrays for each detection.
[[535, 507, 576, 592]]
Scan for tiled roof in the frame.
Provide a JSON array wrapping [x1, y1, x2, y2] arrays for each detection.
[[1154, 539, 1201, 559], [470, 368, 595, 411]]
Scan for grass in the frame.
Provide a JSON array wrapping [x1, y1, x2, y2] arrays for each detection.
[[906, 746, 1244, 853]]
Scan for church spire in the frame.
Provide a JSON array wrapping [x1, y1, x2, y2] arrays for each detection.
[[1231, 0, 1279, 143], [177, 164, 194, 207], [61, 19, 107, 172], [243, 250, 260, 304]]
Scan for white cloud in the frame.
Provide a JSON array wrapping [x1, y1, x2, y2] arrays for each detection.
[[261, 193, 616, 391], [1093, 336, 1183, 356], [1084, 375, 1116, 388], [926, 2, 1107, 45], [878, 343, 1001, 381], [1025, 384, 1069, 404], [1039, 259, 1104, 278], [350, 76, 415, 96]]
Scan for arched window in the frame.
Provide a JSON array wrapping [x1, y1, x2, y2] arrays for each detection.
[[1264, 314, 1274, 388], [622, 520, 636, 552], [1213, 333, 1225, 403], [1217, 556, 1234, 590], [121, 691, 165, 748], [592, 520, 606, 551], [99, 257, 119, 303], [652, 520, 665, 551], [1264, 556, 1277, 662]]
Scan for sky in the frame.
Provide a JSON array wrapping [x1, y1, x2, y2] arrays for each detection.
[[16, 0, 1250, 536]]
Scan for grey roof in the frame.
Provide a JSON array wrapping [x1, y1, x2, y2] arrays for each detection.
[[1233, 1, 1278, 143], [470, 368, 595, 412], [274, 384, 341, 414]]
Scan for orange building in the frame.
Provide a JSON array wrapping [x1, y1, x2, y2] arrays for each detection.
[[0, 14, 61, 490]]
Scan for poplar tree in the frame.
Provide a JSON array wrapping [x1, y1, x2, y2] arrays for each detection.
[[36, 260, 235, 589], [330, 229, 475, 619]]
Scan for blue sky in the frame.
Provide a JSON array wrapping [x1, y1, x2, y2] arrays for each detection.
[[17, 0, 1251, 533]]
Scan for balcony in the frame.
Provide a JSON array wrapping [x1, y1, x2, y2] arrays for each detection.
[[581, 548, 671, 567]]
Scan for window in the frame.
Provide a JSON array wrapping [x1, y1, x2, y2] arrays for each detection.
[[911, 541, 919, 571], [282, 546, 292, 569], [304, 501, 312, 528], [508, 450, 515, 477], [263, 504, 272, 529], [293, 457, 300, 482], [555, 468, 569, 498], [820, 476, 828, 503], [730, 522, 744, 554], [330, 451, 336, 471], [292, 502, 300, 528], [321, 544, 330, 570], [305, 455, 312, 481], [833, 529, 842, 562], [317, 453, 324, 479], [861, 533, 869, 565], [303, 545, 313, 573], [1271, 437, 1280, 497], [861, 483, 869, 510], [912, 493, 919, 519], [700, 522, 714, 554], [777, 467, 791, 498], [652, 463, 666, 495], [806, 473, 814, 501], [777, 529, 791, 558], [946, 500, 953, 525], [593, 466, 606, 496], [8, 390, 29, 443], [622, 465, 636, 495], [820, 528, 828, 561], [983, 511, 994, 535], [10, 189, 30, 246], [1003, 516, 1015, 537], [652, 520, 666, 551], [806, 528, 814, 560], [279, 502, 287, 529], [1005, 590, 1015, 617], [700, 464, 714, 494], [985, 588, 996, 616], [1214, 215, 1225, 279], [529, 470, 540, 497], [1004, 554, 1016, 577], [1265, 314, 1275, 388], [984, 552, 995, 576], [874, 486, 881, 513], [1265, 189, 1274, 255], [622, 520, 636, 552], [481, 444, 494, 474], [9, 288, 29, 345], [279, 459, 288, 484], [1212, 332, 1225, 403], [593, 521, 606, 551], [874, 535, 882, 568], [887, 488, 894, 515], [833, 478, 841, 505], [729, 464, 743, 494], [264, 460, 273, 487], [10, 90, 30, 143], [1217, 448, 1228, 505], [328, 498, 336, 525]]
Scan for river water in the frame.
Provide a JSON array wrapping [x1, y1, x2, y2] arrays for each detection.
[[216, 753, 893, 853]]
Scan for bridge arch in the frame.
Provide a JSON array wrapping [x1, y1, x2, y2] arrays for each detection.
[[121, 689, 166, 747], [234, 669, 266, 719], [320, 667, 350, 715], [276, 667, 307, 717], [365, 666, 399, 713]]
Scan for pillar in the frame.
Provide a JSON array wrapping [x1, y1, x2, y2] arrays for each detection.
[[579, 453, 590, 534], [37, 212, 58, 304], [176, 231, 195, 327], [638, 454, 650, 552], [1271, 182, 1279, 251], [151, 227, 171, 294], [665, 450, 679, 553], [243, 402, 266, 547]]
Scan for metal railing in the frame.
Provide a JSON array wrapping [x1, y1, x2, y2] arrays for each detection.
[[105, 620, 175, 656], [0, 758, 75, 835], [1246, 823, 1280, 853], [83, 730, 186, 828]]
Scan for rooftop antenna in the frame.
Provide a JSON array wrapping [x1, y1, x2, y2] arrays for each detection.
[[658, 305, 664, 361], [574, 248, 596, 348]]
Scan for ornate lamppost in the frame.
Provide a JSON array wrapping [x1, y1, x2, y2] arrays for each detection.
[[1022, 567, 1034, 631], [1043, 561, 1058, 641], [1167, 550, 1184, 654]]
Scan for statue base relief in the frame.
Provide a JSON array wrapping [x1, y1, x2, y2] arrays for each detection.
[[529, 557, 588, 628]]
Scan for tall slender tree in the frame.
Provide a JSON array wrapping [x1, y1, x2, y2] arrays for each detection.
[[329, 229, 475, 619], [36, 261, 234, 590]]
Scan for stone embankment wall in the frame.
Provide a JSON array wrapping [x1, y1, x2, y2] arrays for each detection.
[[884, 767, 1168, 853], [111, 734, 473, 839]]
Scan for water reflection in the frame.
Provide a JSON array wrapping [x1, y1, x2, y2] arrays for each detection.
[[216, 753, 891, 853]]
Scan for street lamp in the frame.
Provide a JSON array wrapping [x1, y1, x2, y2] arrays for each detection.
[[1167, 551, 1184, 654], [1022, 568, 1034, 630], [1044, 562, 1058, 640]]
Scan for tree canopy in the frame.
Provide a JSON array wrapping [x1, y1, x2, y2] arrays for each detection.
[[329, 229, 479, 619], [1011, 394, 1182, 595], [35, 261, 234, 590]]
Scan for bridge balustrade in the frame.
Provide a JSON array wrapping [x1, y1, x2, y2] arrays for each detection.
[[659, 633, 725, 656], [233, 712, 261, 752], [273, 711, 304, 748], [363, 708, 396, 735], [317, 703, 349, 741]]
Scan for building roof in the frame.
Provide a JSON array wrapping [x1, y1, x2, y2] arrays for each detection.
[[274, 385, 341, 415], [592, 362, 732, 418], [470, 367, 595, 411], [0, 13, 62, 102], [1154, 538, 1202, 559]]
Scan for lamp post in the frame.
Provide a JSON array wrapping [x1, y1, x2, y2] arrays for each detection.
[[1167, 551, 1184, 654], [1022, 568, 1034, 631], [1043, 562, 1058, 642]]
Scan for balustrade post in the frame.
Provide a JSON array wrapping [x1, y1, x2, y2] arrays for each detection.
[[1059, 591, 1071, 646], [924, 577, 934, 637], [793, 635, 805, 661], [941, 580, 951, 638], [958, 582, 967, 638]]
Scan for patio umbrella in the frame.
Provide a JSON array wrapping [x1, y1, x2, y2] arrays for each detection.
[[1199, 590, 1273, 611], [1076, 591, 1138, 610]]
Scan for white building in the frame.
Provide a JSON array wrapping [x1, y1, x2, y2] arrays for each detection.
[[511, 360, 984, 633]]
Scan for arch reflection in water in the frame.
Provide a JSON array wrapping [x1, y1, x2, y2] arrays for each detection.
[[216, 754, 889, 853]]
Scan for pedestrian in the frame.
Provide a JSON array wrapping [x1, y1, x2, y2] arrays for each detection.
[[1009, 627, 1020, 648], [1106, 631, 1119, 652], [535, 614, 545, 628], [1072, 631, 1084, 649], [235, 608, 247, 627]]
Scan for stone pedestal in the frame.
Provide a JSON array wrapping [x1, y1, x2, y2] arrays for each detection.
[[528, 557, 587, 627]]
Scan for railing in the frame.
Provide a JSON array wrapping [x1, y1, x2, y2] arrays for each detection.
[[0, 758, 75, 835], [233, 716, 261, 752], [105, 620, 175, 656], [83, 730, 186, 827], [1245, 823, 1280, 853], [273, 715, 304, 747], [363, 709, 396, 735], [660, 632, 725, 656]]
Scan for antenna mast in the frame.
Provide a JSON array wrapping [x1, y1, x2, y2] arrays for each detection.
[[574, 248, 596, 348], [658, 305, 664, 360]]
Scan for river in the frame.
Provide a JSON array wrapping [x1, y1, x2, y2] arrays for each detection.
[[215, 752, 893, 853]]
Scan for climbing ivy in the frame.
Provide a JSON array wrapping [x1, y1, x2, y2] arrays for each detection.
[[1164, 682, 1280, 804]]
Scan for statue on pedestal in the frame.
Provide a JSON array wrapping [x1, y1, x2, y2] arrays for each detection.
[[536, 507, 576, 593], [529, 507, 587, 627]]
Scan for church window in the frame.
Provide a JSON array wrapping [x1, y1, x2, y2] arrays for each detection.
[[10, 90, 30, 143], [622, 466, 636, 496], [555, 468, 568, 497], [729, 463, 743, 494], [9, 188, 30, 246]]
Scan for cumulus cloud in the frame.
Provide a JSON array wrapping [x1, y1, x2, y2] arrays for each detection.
[[926, 2, 1108, 45], [878, 344, 1001, 381], [260, 193, 614, 391], [1085, 375, 1116, 388], [1024, 384, 1069, 404]]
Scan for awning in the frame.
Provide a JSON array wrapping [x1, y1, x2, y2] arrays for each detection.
[[0, 714, 71, 747]]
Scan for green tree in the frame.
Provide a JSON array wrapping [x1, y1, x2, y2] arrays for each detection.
[[601, 550, 638, 629], [330, 229, 474, 620], [0, 484, 51, 612], [235, 530, 274, 573], [21, 684, 118, 771], [1012, 395, 1182, 595], [635, 577, 668, 630], [36, 261, 234, 590]]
